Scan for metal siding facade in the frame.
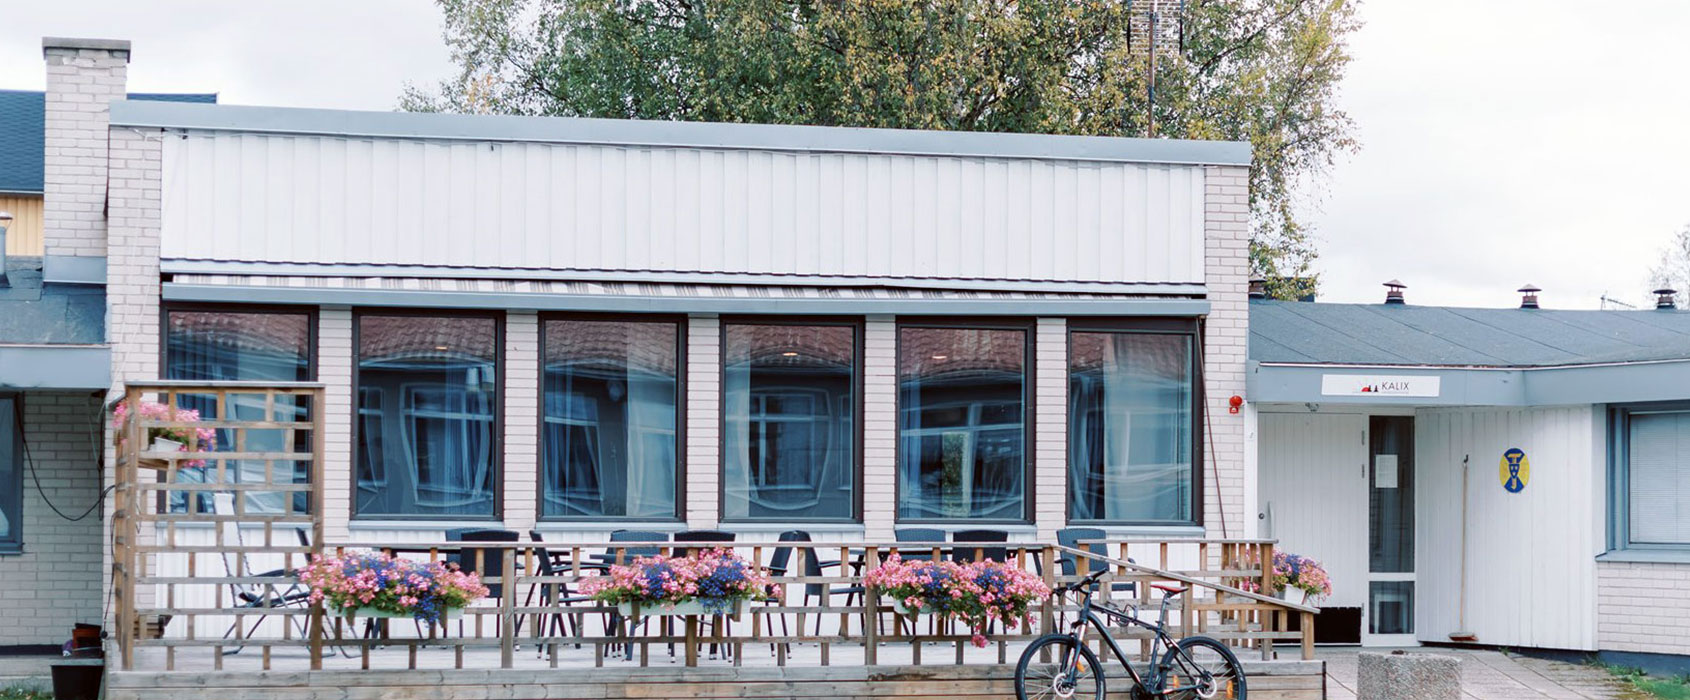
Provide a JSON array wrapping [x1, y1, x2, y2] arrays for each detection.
[[1414, 406, 1602, 651], [0, 194, 44, 256], [160, 132, 1207, 284], [1258, 412, 1371, 613]]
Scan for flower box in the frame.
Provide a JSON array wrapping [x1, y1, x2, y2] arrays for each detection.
[[889, 599, 918, 616], [137, 437, 183, 472], [617, 599, 743, 619], [343, 605, 463, 621]]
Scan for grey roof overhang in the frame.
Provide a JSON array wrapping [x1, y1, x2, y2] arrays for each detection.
[[1248, 359, 1690, 407], [0, 345, 110, 390], [109, 100, 1252, 166]]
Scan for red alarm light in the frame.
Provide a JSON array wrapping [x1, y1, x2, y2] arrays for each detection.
[[1228, 395, 1243, 414]]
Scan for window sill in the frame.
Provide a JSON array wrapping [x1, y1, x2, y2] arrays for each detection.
[[1087, 525, 1207, 539], [723, 523, 866, 534], [533, 521, 687, 533], [348, 520, 507, 531], [1597, 549, 1690, 565], [0, 545, 21, 556]]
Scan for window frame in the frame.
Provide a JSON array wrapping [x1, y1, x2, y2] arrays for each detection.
[[351, 308, 505, 522], [0, 394, 21, 554], [1609, 401, 1690, 552], [158, 303, 321, 516], [536, 312, 687, 523], [718, 315, 865, 524], [1064, 317, 1206, 528], [894, 316, 1037, 525]]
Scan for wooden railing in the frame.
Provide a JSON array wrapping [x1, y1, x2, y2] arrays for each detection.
[[111, 382, 1316, 676]]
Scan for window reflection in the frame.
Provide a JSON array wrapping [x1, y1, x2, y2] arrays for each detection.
[[163, 310, 314, 515], [723, 323, 857, 521], [1068, 331, 1194, 523], [897, 326, 1027, 521], [542, 319, 679, 519], [355, 314, 499, 518]]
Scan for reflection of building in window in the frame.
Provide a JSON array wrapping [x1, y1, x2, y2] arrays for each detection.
[[354, 314, 499, 519], [163, 309, 313, 515], [1068, 330, 1195, 524], [541, 319, 679, 520], [897, 326, 1027, 521], [724, 323, 856, 521], [0, 397, 19, 553]]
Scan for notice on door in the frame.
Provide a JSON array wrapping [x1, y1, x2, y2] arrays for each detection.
[[1374, 455, 1399, 488], [1320, 374, 1441, 398]]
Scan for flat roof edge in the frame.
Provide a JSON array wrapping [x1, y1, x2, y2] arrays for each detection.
[[109, 101, 1254, 166]]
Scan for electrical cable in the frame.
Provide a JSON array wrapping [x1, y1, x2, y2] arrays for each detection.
[[14, 397, 114, 522], [1196, 321, 1229, 538]]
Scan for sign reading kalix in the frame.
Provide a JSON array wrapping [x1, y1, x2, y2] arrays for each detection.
[[1499, 448, 1530, 493], [1320, 374, 1442, 398]]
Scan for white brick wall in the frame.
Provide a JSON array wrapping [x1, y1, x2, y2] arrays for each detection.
[[1033, 319, 1068, 540], [1597, 561, 1690, 655], [319, 308, 353, 540], [0, 392, 106, 647], [1202, 165, 1251, 537], [503, 312, 540, 532], [685, 316, 721, 528], [861, 317, 897, 539], [43, 42, 128, 260]]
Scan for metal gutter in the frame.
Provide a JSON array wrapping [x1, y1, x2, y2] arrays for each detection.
[[110, 101, 1253, 166]]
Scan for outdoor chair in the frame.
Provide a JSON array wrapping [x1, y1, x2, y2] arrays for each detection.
[[521, 531, 600, 656], [210, 494, 313, 654], [450, 529, 520, 638], [893, 527, 946, 561], [1056, 527, 1136, 604], [671, 530, 738, 660], [949, 529, 1009, 563], [602, 530, 669, 658]]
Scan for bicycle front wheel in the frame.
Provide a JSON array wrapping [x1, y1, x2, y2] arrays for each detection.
[[1015, 634, 1106, 700], [1160, 636, 1247, 699]]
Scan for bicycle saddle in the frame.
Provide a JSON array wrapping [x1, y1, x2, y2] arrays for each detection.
[[1152, 583, 1189, 596]]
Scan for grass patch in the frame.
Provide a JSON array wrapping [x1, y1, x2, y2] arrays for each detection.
[[1600, 663, 1690, 699], [0, 687, 51, 700]]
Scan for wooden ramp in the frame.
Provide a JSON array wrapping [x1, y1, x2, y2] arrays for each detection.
[[107, 662, 1327, 700]]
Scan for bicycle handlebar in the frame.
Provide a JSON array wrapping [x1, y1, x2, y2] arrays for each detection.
[[1063, 568, 1109, 593]]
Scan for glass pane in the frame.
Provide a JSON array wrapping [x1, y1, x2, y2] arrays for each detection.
[[541, 319, 679, 519], [164, 310, 314, 515], [1068, 331, 1194, 523], [355, 315, 498, 518], [1629, 412, 1690, 545], [0, 398, 15, 543], [1369, 416, 1414, 572], [723, 324, 856, 520], [897, 326, 1026, 520], [1369, 581, 1414, 635]]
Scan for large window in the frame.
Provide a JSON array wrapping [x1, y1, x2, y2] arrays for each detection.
[[897, 323, 1029, 522], [1068, 324, 1199, 524], [723, 321, 859, 521], [541, 318, 681, 520], [164, 307, 316, 514], [0, 396, 19, 554], [355, 313, 500, 519], [1616, 407, 1690, 548]]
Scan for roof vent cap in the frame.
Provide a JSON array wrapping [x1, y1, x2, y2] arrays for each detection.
[[1248, 277, 1267, 300], [1518, 284, 1541, 309], [1655, 288, 1678, 310], [1383, 279, 1406, 305]]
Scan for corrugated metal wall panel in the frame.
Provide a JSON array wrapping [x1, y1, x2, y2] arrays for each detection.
[[160, 132, 1208, 284], [1259, 412, 1370, 612], [1415, 406, 1601, 651], [0, 194, 44, 256]]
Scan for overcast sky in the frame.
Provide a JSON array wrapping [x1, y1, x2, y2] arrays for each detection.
[[3, 1, 1686, 310]]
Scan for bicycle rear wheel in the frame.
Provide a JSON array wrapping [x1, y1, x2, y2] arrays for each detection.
[[1015, 634, 1106, 700], [1160, 636, 1246, 699]]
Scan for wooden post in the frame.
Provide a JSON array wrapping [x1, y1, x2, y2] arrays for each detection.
[[685, 616, 699, 667], [500, 548, 516, 668], [862, 546, 880, 665], [1301, 611, 1316, 660]]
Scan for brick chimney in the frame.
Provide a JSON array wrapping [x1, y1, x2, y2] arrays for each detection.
[[41, 37, 130, 284]]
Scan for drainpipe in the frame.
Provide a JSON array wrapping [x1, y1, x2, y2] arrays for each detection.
[[0, 211, 11, 288]]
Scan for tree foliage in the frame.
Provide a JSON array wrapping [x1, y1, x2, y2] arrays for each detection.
[[1649, 225, 1690, 302], [403, 0, 1360, 298]]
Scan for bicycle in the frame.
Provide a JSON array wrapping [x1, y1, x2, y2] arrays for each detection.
[[1015, 567, 1246, 699]]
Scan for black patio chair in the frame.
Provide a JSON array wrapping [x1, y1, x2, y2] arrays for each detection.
[[521, 531, 602, 656], [670, 530, 739, 660], [949, 529, 1009, 563], [601, 530, 669, 659], [1056, 526, 1136, 598], [893, 527, 946, 561], [451, 529, 520, 637]]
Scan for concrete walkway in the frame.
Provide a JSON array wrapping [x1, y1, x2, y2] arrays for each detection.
[[1320, 648, 1648, 699]]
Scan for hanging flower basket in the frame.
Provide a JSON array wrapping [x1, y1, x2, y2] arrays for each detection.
[[113, 400, 217, 471], [864, 555, 1050, 647], [583, 548, 775, 620], [1241, 550, 1332, 605], [299, 552, 489, 625]]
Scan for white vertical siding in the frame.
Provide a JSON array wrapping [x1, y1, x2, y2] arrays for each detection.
[[685, 316, 722, 528], [861, 317, 897, 540], [503, 312, 540, 533], [159, 133, 1208, 285], [1415, 406, 1602, 651], [319, 308, 354, 542], [1034, 319, 1068, 540]]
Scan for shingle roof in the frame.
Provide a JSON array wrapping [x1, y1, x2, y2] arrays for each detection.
[[0, 257, 105, 345], [0, 89, 215, 194], [1250, 299, 1690, 368]]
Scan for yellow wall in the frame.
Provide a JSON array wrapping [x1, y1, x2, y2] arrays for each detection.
[[0, 194, 44, 256]]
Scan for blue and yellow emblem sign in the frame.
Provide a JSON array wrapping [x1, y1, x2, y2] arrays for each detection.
[[1500, 448, 1529, 493]]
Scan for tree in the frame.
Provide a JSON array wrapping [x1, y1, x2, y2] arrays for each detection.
[[1649, 225, 1690, 301], [402, 0, 1360, 299]]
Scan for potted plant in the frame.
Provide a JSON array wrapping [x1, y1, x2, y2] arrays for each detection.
[[1243, 551, 1331, 606], [863, 555, 1050, 647], [299, 552, 489, 623], [582, 548, 776, 619], [111, 400, 217, 471]]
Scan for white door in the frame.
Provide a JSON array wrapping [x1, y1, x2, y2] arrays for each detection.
[[1259, 413, 1369, 638]]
